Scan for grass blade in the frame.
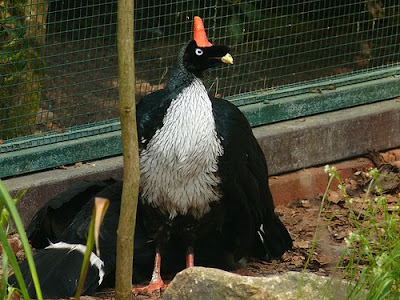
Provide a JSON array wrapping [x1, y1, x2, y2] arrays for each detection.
[[0, 180, 42, 300], [94, 197, 110, 257], [1, 242, 8, 299], [75, 196, 109, 299], [0, 225, 29, 299]]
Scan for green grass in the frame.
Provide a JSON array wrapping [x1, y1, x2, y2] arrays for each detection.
[[0, 180, 42, 299], [312, 166, 400, 299]]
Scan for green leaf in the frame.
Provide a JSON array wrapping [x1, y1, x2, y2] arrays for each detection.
[[94, 197, 110, 257], [0, 226, 29, 299], [0, 180, 43, 300], [75, 196, 109, 299], [239, 3, 262, 21], [1, 252, 8, 300], [7, 286, 18, 300], [229, 15, 244, 44], [0, 190, 24, 228]]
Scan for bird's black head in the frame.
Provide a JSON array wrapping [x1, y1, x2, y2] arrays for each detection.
[[182, 40, 233, 77]]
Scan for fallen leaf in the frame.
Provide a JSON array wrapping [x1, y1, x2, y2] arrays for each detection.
[[334, 230, 349, 240], [328, 191, 343, 204], [291, 255, 306, 267], [392, 161, 400, 170], [294, 240, 311, 249], [385, 194, 398, 203]]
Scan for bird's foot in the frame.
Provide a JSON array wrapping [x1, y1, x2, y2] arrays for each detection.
[[132, 277, 168, 295]]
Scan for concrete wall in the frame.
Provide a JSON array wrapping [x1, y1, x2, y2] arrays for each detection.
[[257, 97, 400, 174]]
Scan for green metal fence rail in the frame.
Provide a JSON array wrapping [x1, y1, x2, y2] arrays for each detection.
[[1, 0, 400, 178]]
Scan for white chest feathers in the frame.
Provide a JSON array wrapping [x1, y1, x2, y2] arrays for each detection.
[[140, 78, 223, 219]]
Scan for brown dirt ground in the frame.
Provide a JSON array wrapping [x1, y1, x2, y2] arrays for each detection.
[[5, 150, 400, 299]]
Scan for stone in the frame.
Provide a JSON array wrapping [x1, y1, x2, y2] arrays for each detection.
[[162, 267, 364, 300]]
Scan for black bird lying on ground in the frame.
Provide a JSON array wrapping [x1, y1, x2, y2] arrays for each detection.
[[9, 180, 155, 298], [9, 16, 292, 298]]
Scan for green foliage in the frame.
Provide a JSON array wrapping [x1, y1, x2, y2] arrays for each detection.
[[1, 251, 9, 300], [0, 180, 43, 299], [228, 15, 244, 44], [338, 167, 400, 299], [322, 166, 400, 299], [0, 0, 46, 140], [225, 1, 261, 44], [297, 166, 342, 299]]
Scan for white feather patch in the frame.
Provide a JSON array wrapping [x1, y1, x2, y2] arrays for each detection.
[[46, 242, 105, 285], [257, 231, 265, 244], [140, 78, 223, 219]]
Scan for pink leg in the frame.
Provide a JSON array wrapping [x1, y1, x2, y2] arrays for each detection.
[[132, 250, 167, 294], [186, 246, 194, 268]]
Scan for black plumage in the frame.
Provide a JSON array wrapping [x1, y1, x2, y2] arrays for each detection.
[[211, 98, 292, 260], [26, 180, 111, 249], [135, 16, 292, 291], [9, 181, 155, 298]]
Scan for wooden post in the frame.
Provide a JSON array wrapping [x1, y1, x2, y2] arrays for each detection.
[[115, 0, 139, 299]]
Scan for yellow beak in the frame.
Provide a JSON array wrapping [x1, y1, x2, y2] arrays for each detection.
[[221, 53, 234, 65]]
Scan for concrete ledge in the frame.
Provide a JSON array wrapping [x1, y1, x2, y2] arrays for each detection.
[[256, 98, 400, 175], [4, 157, 123, 226], [4, 98, 400, 226]]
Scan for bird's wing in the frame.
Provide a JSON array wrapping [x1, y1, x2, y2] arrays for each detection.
[[211, 97, 271, 217], [60, 182, 123, 249], [59, 181, 155, 279], [211, 97, 292, 260], [136, 89, 174, 149], [27, 180, 112, 248]]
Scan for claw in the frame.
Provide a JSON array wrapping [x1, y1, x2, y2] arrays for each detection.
[[132, 278, 168, 295], [132, 249, 167, 295]]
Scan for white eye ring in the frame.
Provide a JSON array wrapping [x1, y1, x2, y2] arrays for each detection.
[[195, 48, 203, 56]]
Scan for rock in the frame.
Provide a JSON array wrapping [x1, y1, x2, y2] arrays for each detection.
[[162, 267, 364, 300]]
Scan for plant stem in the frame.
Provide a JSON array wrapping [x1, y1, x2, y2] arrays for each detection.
[[115, 0, 139, 299]]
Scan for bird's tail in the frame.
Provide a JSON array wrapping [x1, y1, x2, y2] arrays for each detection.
[[8, 242, 106, 299], [254, 214, 292, 261]]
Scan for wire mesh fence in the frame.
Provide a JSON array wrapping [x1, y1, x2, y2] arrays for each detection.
[[1, 0, 399, 147]]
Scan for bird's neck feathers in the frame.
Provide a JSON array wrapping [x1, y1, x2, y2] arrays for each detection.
[[166, 42, 203, 92], [166, 66, 195, 93]]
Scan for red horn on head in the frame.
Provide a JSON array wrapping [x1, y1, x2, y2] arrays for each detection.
[[193, 16, 213, 47]]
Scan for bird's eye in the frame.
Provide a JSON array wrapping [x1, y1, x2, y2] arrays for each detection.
[[195, 48, 203, 56]]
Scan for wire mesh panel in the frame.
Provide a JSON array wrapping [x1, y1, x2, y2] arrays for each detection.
[[209, 0, 400, 101], [1, 0, 400, 175]]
